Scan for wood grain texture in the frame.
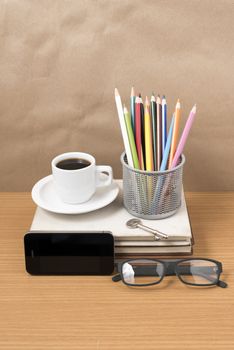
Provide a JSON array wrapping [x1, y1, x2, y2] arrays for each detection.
[[0, 192, 234, 349]]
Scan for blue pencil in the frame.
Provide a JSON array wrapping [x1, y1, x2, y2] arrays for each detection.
[[160, 114, 175, 171], [162, 95, 167, 154]]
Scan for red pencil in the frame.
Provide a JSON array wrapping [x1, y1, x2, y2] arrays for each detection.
[[135, 96, 144, 170]]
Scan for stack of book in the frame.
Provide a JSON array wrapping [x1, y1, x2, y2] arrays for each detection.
[[30, 181, 194, 256]]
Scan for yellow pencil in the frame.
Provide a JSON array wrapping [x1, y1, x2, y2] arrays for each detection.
[[168, 99, 181, 168], [144, 96, 154, 171]]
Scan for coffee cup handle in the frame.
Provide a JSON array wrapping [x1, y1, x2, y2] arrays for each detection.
[[96, 166, 113, 187]]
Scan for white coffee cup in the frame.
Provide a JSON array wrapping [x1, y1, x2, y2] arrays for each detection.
[[52, 152, 113, 204]]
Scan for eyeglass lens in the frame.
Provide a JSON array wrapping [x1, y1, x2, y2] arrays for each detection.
[[122, 259, 164, 285], [177, 259, 219, 286]]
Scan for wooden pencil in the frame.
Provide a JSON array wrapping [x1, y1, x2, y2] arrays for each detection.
[[160, 114, 175, 171], [151, 94, 157, 171], [156, 95, 162, 170], [161, 95, 167, 154], [123, 105, 140, 169], [171, 104, 196, 169], [168, 99, 181, 168], [139, 94, 145, 169], [130, 87, 135, 136], [135, 96, 145, 170], [115, 88, 134, 168], [144, 96, 154, 171]]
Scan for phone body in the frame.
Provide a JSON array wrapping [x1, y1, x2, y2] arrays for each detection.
[[24, 231, 114, 275]]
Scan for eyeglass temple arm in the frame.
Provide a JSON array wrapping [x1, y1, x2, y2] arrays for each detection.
[[216, 280, 227, 288], [112, 274, 121, 282]]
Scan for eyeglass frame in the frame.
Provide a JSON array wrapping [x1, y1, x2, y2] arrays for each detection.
[[112, 258, 227, 288]]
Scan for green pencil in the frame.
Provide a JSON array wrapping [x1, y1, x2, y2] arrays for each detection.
[[123, 105, 140, 169]]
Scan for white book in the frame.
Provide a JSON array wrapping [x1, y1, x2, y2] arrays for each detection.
[[115, 240, 191, 247], [30, 180, 193, 255], [115, 245, 192, 255]]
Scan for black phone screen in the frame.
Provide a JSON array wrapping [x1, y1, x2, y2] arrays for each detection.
[[24, 232, 114, 275]]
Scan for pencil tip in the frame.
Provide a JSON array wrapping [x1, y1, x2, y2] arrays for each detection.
[[176, 99, 181, 108], [145, 96, 149, 105], [139, 93, 141, 97], [115, 88, 119, 96], [151, 94, 156, 102], [152, 92, 155, 96], [131, 86, 135, 97]]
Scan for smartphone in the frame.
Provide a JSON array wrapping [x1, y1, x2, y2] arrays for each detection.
[[24, 231, 114, 275]]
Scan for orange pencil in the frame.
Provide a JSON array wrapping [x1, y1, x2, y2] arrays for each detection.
[[168, 99, 181, 168]]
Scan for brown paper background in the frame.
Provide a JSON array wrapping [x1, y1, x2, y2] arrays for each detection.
[[0, 0, 234, 191]]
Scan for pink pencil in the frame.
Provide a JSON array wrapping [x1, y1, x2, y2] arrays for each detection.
[[170, 105, 196, 168]]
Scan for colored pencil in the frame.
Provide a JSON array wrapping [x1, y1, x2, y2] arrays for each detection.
[[135, 96, 145, 169], [161, 95, 167, 154], [144, 97, 154, 171], [139, 94, 145, 169], [168, 99, 181, 168], [150, 94, 157, 171], [171, 104, 196, 169], [156, 95, 162, 170], [130, 87, 135, 136], [123, 105, 140, 169], [114, 88, 134, 168], [160, 114, 175, 171]]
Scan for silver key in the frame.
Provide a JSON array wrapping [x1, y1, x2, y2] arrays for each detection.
[[126, 218, 168, 240]]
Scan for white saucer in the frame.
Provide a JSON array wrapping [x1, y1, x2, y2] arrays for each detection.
[[32, 175, 119, 214]]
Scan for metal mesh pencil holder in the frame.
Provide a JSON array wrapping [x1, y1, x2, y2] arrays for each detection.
[[121, 152, 185, 220]]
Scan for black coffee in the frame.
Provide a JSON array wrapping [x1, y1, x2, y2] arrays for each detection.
[[56, 158, 91, 170]]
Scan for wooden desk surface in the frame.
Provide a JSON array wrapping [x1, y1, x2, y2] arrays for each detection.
[[0, 192, 234, 349]]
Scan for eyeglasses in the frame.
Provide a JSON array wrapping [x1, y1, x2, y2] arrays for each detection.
[[112, 258, 227, 288]]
